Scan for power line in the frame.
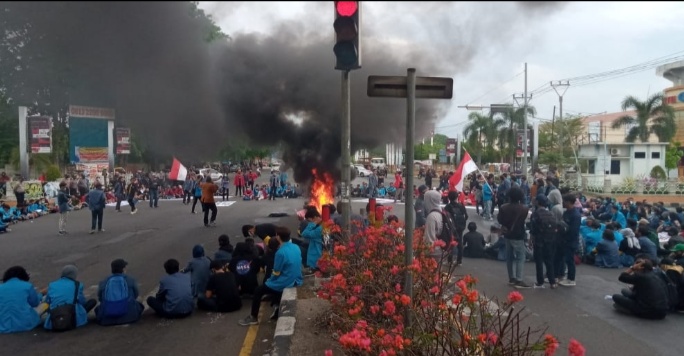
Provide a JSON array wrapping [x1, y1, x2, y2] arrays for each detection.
[[463, 70, 524, 105]]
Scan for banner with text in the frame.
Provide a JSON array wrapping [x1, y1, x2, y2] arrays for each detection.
[[28, 116, 52, 154], [68, 105, 113, 163], [76, 163, 109, 182], [115, 128, 131, 155], [76, 147, 109, 163]]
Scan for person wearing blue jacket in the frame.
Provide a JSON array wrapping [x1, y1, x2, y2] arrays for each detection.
[[301, 209, 324, 273], [611, 205, 627, 230], [580, 218, 605, 258], [594, 230, 621, 268], [482, 176, 494, 221], [86, 182, 106, 234], [44, 265, 97, 330], [0, 266, 45, 333], [239, 226, 302, 326]]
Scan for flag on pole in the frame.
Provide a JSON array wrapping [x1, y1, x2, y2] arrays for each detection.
[[169, 157, 188, 181], [449, 151, 478, 192]]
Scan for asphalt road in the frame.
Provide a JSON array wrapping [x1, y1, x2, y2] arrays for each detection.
[[2, 171, 682, 356]]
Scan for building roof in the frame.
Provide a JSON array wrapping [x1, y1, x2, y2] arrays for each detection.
[[582, 110, 637, 124]]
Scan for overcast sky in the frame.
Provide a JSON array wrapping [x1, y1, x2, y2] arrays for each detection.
[[199, 1, 684, 139]]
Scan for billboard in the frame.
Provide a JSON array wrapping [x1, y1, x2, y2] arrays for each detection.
[[28, 116, 52, 154], [446, 138, 457, 156], [68, 105, 114, 163], [115, 128, 131, 155]]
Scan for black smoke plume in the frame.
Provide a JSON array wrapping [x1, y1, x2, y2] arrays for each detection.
[[0, 2, 565, 184]]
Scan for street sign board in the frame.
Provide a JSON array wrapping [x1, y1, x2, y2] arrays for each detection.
[[367, 76, 453, 99]]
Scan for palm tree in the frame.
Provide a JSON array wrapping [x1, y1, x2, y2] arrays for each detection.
[[611, 93, 675, 143], [496, 105, 536, 164], [463, 112, 503, 165]]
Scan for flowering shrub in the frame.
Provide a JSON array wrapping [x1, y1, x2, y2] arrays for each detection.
[[317, 219, 585, 355]]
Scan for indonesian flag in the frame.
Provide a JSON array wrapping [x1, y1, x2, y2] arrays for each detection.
[[169, 157, 188, 181], [449, 151, 478, 192]]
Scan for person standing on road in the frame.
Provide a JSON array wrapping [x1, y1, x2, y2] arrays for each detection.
[[394, 170, 404, 203], [234, 169, 244, 197], [57, 181, 71, 235], [126, 178, 140, 215], [445, 190, 468, 266], [498, 187, 531, 288], [529, 194, 558, 289], [201, 176, 218, 227], [148, 174, 160, 208], [557, 194, 581, 287], [268, 171, 279, 201], [86, 182, 106, 234], [368, 170, 378, 198], [183, 174, 194, 205], [114, 176, 125, 212], [414, 185, 428, 228]]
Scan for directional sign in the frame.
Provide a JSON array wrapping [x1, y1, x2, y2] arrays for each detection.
[[367, 76, 453, 99]]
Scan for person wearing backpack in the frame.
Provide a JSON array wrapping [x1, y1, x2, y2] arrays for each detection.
[[424, 190, 452, 263], [44, 265, 97, 331], [95, 259, 145, 326], [530, 194, 558, 289], [444, 191, 468, 266]]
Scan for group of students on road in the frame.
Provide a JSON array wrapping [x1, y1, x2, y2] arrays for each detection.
[[0, 226, 303, 333]]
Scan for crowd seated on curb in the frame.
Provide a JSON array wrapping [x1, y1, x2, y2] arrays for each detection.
[[0, 225, 305, 334]]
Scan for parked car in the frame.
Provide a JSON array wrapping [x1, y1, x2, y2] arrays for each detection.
[[354, 164, 372, 177], [199, 168, 223, 181]]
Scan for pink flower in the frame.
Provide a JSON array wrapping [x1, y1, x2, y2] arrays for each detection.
[[433, 239, 446, 248], [543, 334, 559, 356], [507, 291, 524, 303], [383, 300, 396, 316], [370, 305, 380, 314], [568, 339, 586, 356], [487, 332, 498, 345], [390, 265, 400, 275], [325, 350, 333, 356], [395, 283, 402, 292]]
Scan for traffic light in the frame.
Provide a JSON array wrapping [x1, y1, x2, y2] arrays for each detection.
[[334, 1, 361, 71]]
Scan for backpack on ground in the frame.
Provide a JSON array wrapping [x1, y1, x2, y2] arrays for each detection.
[[430, 209, 457, 252], [102, 275, 130, 318], [534, 208, 558, 245]]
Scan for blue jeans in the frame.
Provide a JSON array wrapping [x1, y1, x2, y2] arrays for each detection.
[[149, 189, 158, 207], [506, 239, 527, 282], [483, 200, 492, 220], [91, 209, 103, 231], [554, 244, 576, 281]]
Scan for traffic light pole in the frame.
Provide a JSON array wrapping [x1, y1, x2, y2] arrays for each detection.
[[340, 70, 352, 233]]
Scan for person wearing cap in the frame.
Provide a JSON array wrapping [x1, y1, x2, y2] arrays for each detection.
[[95, 259, 144, 326], [670, 244, 684, 267], [86, 182, 106, 234], [44, 265, 97, 330], [414, 185, 428, 228]]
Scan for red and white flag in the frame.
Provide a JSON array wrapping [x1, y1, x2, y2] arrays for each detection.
[[449, 151, 478, 192], [169, 157, 188, 181]]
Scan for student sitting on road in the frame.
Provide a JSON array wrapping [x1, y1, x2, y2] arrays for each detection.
[[147, 259, 194, 319], [198, 260, 242, 313], [182, 245, 212, 298], [0, 266, 46, 333], [239, 227, 303, 326], [229, 242, 263, 297], [612, 255, 669, 319], [213, 234, 234, 268], [594, 230, 621, 268], [463, 222, 486, 259], [44, 265, 97, 331], [95, 259, 145, 326]]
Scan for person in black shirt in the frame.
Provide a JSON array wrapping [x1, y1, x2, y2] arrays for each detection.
[[612, 256, 669, 319], [198, 260, 242, 313], [229, 242, 263, 297], [463, 222, 486, 258]]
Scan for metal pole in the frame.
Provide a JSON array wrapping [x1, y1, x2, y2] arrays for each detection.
[[522, 63, 529, 176], [340, 70, 352, 232], [18, 106, 29, 179], [559, 95, 564, 160], [404, 68, 416, 327]]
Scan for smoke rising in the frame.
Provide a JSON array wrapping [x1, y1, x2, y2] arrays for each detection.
[[1, 2, 565, 184]]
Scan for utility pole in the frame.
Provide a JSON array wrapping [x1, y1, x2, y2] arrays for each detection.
[[340, 70, 351, 232], [513, 63, 532, 175], [550, 80, 570, 162]]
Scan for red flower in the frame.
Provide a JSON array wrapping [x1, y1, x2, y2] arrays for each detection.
[[433, 239, 446, 248], [395, 283, 402, 292], [370, 305, 380, 314], [568, 339, 586, 356], [543, 334, 559, 356], [324, 350, 333, 356], [390, 265, 400, 275], [507, 291, 524, 303], [383, 300, 396, 316], [487, 332, 498, 345], [399, 294, 411, 306]]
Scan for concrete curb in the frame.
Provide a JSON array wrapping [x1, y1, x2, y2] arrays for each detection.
[[270, 287, 297, 356]]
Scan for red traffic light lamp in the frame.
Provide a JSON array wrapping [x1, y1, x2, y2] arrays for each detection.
[[334, 1, 361, 71]]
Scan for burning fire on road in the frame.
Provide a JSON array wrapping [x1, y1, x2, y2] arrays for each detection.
[[308, 168, 335, 214]]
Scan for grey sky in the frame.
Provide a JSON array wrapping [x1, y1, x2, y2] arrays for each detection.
[[199, 1, 684, 139]]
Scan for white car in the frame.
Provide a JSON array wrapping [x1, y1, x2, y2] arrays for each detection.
[[354, 164, 372, 177], [200, 168, 223, 181]]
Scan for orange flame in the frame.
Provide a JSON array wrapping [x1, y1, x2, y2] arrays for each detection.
[[308, 168, 335, 214]]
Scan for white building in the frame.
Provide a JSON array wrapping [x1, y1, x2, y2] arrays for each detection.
[[578, 142, 668, 184]]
